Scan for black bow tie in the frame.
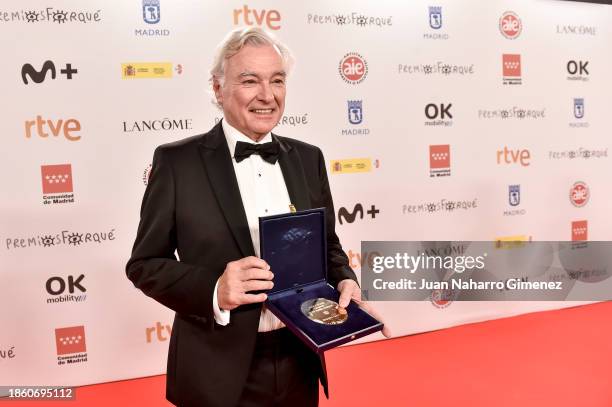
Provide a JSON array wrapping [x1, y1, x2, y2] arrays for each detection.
[[234, 140, 280, 164]]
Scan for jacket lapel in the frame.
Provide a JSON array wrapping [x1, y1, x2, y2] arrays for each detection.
[[275, 135, 311, 211], [198, 123, 255, 258]]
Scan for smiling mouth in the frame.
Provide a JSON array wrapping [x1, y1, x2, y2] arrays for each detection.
[[250, 108, 275, 115]]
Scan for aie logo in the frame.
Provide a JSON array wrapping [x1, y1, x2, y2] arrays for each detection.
[[570, 181, 589, 207], [21, 61, 78, 84], [46, 275, 86, 295], [430, 289, 457, 308], [499, 11, 521, 39], [348, 100, 363, 124], [143, 0, 160, 24], [339, 52, 368, 85], [338, 204, 380, 225]]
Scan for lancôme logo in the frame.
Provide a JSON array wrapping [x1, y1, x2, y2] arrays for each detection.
[[339, 52, 368, 85]]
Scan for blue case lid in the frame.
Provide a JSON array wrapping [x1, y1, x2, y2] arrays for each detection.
[[259, 208, 327, 294]]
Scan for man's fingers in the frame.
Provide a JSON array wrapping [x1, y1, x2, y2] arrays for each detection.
[[241, 268, 274, 281], [337, 279, 358, 308], [239, 292, 268, 305], [243, 279, 274, 292], [236, 256, 269, 271], [381, 325, 392, 338], [357, 300, 392, 338], [338, 287, 353, 308]]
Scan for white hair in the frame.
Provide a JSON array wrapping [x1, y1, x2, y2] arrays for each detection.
[[209, 27, 293, 108]]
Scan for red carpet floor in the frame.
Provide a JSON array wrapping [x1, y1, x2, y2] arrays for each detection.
[[3, 301, 611, 406]]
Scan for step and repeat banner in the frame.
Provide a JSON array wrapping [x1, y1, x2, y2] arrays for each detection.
[[1, 0, 611, 388]]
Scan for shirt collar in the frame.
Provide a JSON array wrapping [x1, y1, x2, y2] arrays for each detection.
[[222, 119, 272, 159]]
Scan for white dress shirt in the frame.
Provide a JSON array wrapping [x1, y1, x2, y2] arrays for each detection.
[[212, 119, 291, 332]]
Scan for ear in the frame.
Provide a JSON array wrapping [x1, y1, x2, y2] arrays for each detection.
[[213, 78, 223, 105]]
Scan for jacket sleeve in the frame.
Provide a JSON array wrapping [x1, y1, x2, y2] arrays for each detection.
[[316, 148, 360, 289], [125, 146, 216, 320]]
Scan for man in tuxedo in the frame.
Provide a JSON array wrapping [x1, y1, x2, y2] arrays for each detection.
[[126, 27, 368, 406]]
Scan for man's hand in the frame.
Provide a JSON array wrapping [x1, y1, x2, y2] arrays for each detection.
[[337, 279, 361, 308], [217, 256, 274, 311], [337, 278, 392, 338]]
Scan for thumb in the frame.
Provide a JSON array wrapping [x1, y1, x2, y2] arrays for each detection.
[[338, 286, 352, 308], [357, 300, 392, 338]]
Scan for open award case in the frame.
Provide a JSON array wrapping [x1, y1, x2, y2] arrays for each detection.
[[259, 207, 383, 354]]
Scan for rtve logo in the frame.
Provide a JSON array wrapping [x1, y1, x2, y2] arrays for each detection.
[[347, 249, 381, 270], [21, 61, 78, 84], [496, 146, 531, 166], [146, 322, 172, 343], [233, 5, 281, 30], [25, 116, 81, 141], [425, 103, 452, 119]]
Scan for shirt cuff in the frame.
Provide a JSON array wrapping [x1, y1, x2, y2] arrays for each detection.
[[213, 278, 230, 326]]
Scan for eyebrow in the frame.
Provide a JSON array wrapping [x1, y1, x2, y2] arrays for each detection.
[[239, 70, 287, 78]]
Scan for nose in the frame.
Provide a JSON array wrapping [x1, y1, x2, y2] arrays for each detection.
[[257, 83, 274, 103]]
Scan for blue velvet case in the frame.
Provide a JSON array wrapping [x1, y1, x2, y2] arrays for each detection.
[[259, 208, 383, 354]]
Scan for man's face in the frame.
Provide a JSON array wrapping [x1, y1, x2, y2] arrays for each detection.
[[214, 44, 287, 142]]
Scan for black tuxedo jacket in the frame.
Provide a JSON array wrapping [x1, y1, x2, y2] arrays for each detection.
[[126, 122, 357, 407]]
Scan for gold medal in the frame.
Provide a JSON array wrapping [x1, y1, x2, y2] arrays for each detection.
[[301, 298, 348, 325]]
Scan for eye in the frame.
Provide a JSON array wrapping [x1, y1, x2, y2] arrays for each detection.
[[273, 78, 285, 85]]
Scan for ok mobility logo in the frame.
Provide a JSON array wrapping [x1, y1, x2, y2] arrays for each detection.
[[46, 275, 87, 304], [21, 61, 78, 84]]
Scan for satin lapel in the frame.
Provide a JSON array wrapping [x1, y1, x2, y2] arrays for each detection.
[[198, 123, 255, 258], [275, 135, 312, 211]]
